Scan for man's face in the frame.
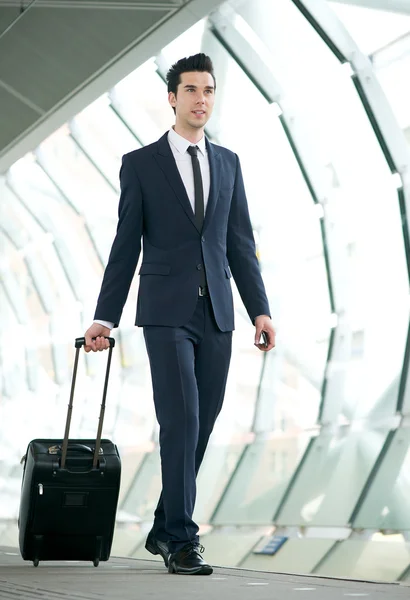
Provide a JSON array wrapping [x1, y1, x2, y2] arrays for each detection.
[[168, 71, 215, 130]]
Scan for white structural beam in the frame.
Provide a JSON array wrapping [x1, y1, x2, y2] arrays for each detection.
[[0, 0, 185, 7], [329, 0, 410, 16]]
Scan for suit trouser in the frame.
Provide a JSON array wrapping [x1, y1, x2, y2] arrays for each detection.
[[143, 295, 232, 553]]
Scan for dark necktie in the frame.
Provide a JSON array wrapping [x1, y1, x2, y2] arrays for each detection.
[[187, 144, 207, 289], [187, 145, 204, 232]]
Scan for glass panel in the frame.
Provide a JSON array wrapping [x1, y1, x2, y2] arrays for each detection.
[[0, 523, 7, 543], [0, 237, 33, 399], [0, 413, 21, 519], [8, 155, 102, 299], [25, 346, 38, 393], [202, 30, 330, 433], [315, 539, 410, 581], [111, 59, 174, 145], [329, 2, 410, 55], [7, 156, 100, 318], [71, 94, 140, 188], [211, 317, 263, 436], [121, 449, 161, 522], [161, 20, 205, 64], [2, 172, 58, 319], [212, 433, 311, 525], [69, 349, 123, 440], [193, 442, 246, 524], [49, 314, 77, 385], [198, 528, 265, 567], [117, 449, 147, 506], [353, 428, 410, 530], [242, 538, 336, 573], [0, 523, 18, 547], [0, 186, 31, 249], [276, 428, 389, 527], [111, 330, 156, 446], [0, 257, 27, 326], [236, 0, 408, 423], [24, 254, 56, 314], [36, 125, 118, 264], [112, 526, 145, 558]]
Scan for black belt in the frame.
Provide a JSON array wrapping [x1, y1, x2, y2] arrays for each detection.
[[199, 286, 209, 297]]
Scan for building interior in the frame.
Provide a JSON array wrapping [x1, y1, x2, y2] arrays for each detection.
[[1, 0, 410, 596]]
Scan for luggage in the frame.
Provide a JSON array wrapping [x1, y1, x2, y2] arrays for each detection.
[[18, 336, 121, 567]]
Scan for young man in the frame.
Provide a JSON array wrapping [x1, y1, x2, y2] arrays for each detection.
[[84, 53, 275, 575]]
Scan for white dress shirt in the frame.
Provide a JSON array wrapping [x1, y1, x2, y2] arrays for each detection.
[[95, 128, 210, 330], [167, 127, 210, 213]]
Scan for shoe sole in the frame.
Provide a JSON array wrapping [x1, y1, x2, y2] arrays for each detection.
[[168, 561, 213, 575], [145, 541, 169, 568]]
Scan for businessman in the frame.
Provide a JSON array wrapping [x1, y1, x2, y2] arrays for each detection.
[[84, 53, 275, 575]]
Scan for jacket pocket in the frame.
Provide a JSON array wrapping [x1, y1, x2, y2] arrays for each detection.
[[139, 263, 171, 275], [225, 266, 232, 279]]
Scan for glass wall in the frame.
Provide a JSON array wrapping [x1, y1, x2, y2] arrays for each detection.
[[1, 0, 410, 582]]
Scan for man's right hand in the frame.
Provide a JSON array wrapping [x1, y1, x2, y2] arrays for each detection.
[[84, 323, 112, 353]]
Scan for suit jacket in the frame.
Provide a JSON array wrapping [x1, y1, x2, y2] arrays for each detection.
[[94, 132, 270, 332]]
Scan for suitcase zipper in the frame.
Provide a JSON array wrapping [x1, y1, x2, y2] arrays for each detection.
[[38, 484, 43, 496]]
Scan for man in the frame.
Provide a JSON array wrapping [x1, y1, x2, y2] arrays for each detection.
[[84, 53, 275, 575]]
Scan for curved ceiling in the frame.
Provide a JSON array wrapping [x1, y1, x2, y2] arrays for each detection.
[[0, 0, 223, 172]]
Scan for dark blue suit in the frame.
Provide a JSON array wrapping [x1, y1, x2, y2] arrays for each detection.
[[94, 132, 270, 551]]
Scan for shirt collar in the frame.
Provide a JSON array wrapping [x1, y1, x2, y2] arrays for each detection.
[[168, 127, 206, 157]]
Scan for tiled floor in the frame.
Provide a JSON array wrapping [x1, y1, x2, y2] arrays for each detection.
[[0, 546, 409, 600]]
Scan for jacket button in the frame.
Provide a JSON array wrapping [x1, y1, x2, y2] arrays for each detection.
[[196, 264, 202, 270], [201, 236, 205, 242]]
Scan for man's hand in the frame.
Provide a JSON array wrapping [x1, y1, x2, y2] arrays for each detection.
[[84, 323, 112, 353], [254, 315, 276, 352]]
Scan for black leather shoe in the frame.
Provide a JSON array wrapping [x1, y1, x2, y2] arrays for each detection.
[[145, 530, 170, 567], [168, 543, 213, 575]]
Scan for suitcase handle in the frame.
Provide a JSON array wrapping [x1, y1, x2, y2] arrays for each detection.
[[75, 336, 116, 349], [49, 443, 103, 456], [60, 337, 115, 469]]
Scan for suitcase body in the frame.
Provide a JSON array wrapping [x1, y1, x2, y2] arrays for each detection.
[[18, 337, 121, 567], [19, 438, 121, 565]]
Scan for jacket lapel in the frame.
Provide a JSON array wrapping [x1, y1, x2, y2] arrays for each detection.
[[203, 139, 221, 232], [153, 133, 221, 234], [154, 133, 199, 232]]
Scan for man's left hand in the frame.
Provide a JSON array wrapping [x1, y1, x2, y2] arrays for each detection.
[[254, 315, 276, 352]]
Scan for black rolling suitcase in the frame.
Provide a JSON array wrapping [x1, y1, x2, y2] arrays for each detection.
[[19, 336, 121, 567]]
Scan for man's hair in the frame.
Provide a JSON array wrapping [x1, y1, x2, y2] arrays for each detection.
[[166, 53, 216, 100]]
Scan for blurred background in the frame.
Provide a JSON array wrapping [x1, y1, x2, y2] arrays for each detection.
[[1, 0, 410, 582]]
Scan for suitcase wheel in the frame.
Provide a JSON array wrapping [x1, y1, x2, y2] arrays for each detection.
[[33, 559, 39, 568], [93, 559, 99, 567]]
